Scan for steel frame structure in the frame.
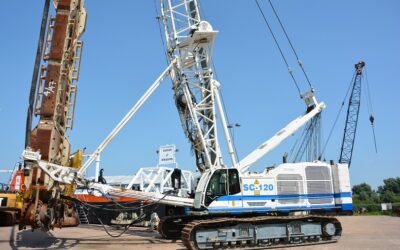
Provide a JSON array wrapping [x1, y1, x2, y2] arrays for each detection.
[[339, 61, 365, 167], [160, 0, 223, 172], [127, 166, 195, 197], [20, 0, 87, 230]]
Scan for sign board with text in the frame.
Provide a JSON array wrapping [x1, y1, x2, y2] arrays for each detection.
[[158, 145, 176, 165]]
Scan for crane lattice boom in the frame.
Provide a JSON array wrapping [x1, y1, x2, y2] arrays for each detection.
[[160, 0, 221, 172], [339, 61, 365, 167]]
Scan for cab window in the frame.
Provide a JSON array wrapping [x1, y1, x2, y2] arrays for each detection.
[[205, 169, 240, 206]]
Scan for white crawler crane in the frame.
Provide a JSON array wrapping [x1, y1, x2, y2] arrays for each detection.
[[23, 1, 352, 249]]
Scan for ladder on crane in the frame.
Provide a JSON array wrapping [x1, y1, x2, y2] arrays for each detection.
[[75, 203, 89, 224]]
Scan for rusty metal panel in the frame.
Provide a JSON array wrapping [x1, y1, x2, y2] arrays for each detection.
[[48, 126, 62, 163], [40, 63, 60, 116], [57, 74, 69, 126], [39, 167, 46, 185], [56, 0, 72, 10], [49, 14, 69, 60], [35, 123, 53, 161], [31, 166, 38, 186], [29, 128, 38, 151], [61, 136, 71, 166]]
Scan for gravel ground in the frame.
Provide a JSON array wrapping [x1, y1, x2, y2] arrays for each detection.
[[0, 216, 399, 250]]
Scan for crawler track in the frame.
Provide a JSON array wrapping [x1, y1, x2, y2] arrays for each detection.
[[180, 215, 341, 250], [158, 214, 194, 239]]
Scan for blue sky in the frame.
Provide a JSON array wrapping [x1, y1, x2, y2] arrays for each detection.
[[0, 0, 399, 189]]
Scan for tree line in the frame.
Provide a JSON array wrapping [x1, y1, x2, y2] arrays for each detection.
[[352, 177, 400, 212]]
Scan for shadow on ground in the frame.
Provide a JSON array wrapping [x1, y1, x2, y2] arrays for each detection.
[[9, 227, 79, 249], [8, 225, 185, 249]]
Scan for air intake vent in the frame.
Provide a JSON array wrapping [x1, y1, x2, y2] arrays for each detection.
[[277, 174, 303, 204], [305, 166, 333, 204]]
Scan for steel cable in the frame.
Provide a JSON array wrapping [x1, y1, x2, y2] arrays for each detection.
[[254, 0, 301, 96], [267, 0, 313, 90], [319, 71, 356, 159]]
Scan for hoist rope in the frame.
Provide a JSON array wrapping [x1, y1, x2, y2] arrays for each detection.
[[212, 60, 219, 82], [267, 0, 313, 90], [290, 114, 322, 162], [153, 0, 169, 65], [364, 67, 374, 115], [319, 71, 356, 159], [254, 0, 301, 96], [289, 122, 308, 161], [364, 67, 378, 153], [370, 120, 378, 153], [26, 0, 50, 149]]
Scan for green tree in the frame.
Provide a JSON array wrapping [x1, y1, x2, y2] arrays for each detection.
[[377, 177, 400, 203], [352, 183, 380, 204]]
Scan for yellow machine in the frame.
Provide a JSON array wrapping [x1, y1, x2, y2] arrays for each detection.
[[0, 150, 83, 227], [0, 189, 23, 226]]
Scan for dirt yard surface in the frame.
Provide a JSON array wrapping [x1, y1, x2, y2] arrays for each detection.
[[0, 216, 399, 249]]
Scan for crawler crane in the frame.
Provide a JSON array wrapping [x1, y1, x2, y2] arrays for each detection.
[[154, 1, 350, 249], [339, 61, 371, 167], [22, 1, 352, 249]]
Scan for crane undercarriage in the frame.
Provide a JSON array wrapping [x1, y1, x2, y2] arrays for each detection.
[[158, 213, 341, 250]]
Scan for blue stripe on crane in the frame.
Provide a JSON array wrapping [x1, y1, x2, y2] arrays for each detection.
[[207, 203, 353, 214], [215, 192, 352, 201]]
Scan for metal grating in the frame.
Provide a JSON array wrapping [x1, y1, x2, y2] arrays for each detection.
[[277, 174, 303, 204], [306, 166, 333, 204]]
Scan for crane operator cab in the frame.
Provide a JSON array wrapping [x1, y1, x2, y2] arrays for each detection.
[[194, 168, 241, 209]]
